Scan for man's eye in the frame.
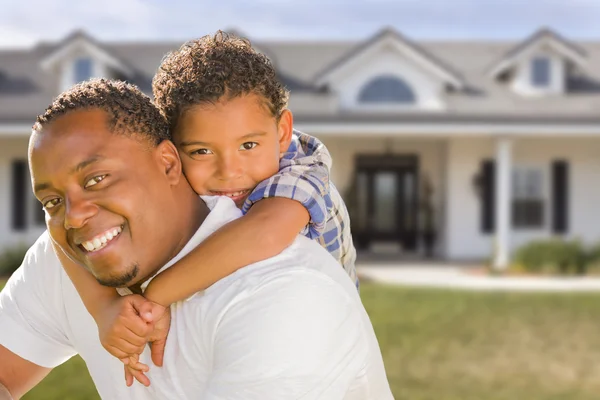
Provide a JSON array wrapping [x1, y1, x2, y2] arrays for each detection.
[[240, 142, 258, 151], [84, 175, 107, 188], [43, 198, 61, 210], [190, 148, 213, 156]]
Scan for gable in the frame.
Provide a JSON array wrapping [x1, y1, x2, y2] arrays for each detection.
[[321, 39, 450, 111]]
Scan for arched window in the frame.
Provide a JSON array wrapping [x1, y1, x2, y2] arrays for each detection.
[[358, 75, 415, 104]]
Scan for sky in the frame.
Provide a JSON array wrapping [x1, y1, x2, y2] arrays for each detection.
[[2, 0, 600, 48]]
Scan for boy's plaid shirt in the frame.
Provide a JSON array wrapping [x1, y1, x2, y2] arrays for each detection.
[[242, 130, 358, 286]]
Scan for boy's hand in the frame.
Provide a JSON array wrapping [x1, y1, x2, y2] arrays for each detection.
[[96, 295, 154, 361]]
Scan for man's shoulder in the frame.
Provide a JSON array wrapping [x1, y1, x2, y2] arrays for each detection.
[[11, 231, 64, 283], [201, 236, 357, 306]]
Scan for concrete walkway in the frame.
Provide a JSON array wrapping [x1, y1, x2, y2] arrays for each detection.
[[357, 263, 600, 292]]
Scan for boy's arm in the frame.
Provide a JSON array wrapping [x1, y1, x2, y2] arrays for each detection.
[[144, 197, 309, 306]]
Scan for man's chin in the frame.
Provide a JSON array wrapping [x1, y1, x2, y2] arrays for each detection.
[[94, 265, 140, 288]]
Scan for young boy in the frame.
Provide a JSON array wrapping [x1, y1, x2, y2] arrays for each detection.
[[56, 31, 357, 386]]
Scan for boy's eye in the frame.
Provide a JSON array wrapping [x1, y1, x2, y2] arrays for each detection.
[[84, 175, 107, 188], [240, 142, 258, 151], [43, 198, 62, 210], [191, 148, 213, 156]]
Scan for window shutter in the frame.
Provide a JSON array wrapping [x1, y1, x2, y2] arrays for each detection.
[[552, 160, 569, 234]]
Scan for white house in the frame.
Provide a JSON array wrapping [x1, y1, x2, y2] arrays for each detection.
[[2, 27, 600, 268]]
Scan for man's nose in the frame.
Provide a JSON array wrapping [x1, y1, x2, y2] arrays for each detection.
[[63, 194, 98, 230]]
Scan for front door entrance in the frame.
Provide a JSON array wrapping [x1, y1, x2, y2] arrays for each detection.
[[352, 155, 419, 251]]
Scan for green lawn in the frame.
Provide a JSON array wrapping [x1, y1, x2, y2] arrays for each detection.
[[4, 278, 600, 399]]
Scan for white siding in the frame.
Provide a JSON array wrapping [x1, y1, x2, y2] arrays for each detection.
[[511, 49, 565, 96], [445, 137, 600, 260]]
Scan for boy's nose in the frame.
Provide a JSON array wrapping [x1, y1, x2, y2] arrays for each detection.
[[217, 157, 242, 180]]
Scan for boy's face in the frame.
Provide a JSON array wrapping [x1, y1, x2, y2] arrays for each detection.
[[174, 93, 293, 208]]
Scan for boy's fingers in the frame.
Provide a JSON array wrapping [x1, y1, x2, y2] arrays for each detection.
[[114, 338, 145, 355], [124, 366, 134, 387], [117, 327, 150, 347], [129, 360, 150, 372], [128, 366, 151, 387], [118, 311, 153, 338], [107, 346, 130, 360]]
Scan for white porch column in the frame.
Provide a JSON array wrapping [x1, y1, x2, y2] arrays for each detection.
[[494, 138, 512, 270]]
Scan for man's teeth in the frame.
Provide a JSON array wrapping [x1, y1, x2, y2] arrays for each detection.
[[82, 227, 122, 252]]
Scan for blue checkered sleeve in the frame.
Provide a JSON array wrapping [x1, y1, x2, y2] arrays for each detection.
[[241, 130, 333, 239]]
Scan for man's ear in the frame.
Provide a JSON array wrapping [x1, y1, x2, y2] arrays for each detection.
[[155, 140, 182, 185], [277, 109, 294, 156]]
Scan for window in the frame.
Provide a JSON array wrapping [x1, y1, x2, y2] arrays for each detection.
[[74, 57, 93, 83], [358, 75, 415, 104], [10, 159, 45, 231], [531, 57, 550, 87], [512, 167, 544, 228], [11, 160, 27, 231]]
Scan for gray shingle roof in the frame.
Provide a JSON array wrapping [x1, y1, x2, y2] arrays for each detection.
[[2, 28, 600, 126]]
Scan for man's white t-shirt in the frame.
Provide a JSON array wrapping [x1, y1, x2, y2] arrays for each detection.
[[0, 196, 393, 399]]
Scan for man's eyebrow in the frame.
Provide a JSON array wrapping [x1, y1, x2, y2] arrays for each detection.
[[71, 155, 105, 174], [34, 155, 105, 194], [34, 182, 50, 194]]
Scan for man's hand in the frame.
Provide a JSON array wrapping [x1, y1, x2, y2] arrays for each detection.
[[146, 304, 171, 368]]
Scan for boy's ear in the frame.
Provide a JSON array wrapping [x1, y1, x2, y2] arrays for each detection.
[[277, 109, 294, 155], [155, 140, 182, 185]]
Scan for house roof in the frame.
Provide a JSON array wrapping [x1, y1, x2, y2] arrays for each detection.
[[488, 27, 588, 78], [40, 30, 135, 76], [314, 27, 465, 89], [2, 28, 600, 127]]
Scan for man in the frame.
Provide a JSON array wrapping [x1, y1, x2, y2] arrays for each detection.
[[0, 79, 393, 399]]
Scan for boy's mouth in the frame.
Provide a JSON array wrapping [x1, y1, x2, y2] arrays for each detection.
[[209, 189, 251, 204]]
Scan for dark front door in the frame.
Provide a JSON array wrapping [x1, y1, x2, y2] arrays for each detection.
[[352, 155, 419, 251]]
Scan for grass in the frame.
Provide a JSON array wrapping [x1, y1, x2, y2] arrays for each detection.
[[4, 277, 600, 399], [362, 283, 600, 400]]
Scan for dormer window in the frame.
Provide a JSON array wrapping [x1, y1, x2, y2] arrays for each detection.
[[358, 75, 416, 104], [74, 57, 93, 83], [531, 57, 550, 87]]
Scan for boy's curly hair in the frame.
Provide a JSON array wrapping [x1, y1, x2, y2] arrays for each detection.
[[33, 78, 169, 145], [152, 31, 290, 132]]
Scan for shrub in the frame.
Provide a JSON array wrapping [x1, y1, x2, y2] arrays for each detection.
[[513, 239, 586, 275], [0, 245, 29, 277]]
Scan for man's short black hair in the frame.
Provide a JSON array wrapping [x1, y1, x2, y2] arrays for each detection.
[[152, 30, 290, 133], [33, 78, 169, 145]]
